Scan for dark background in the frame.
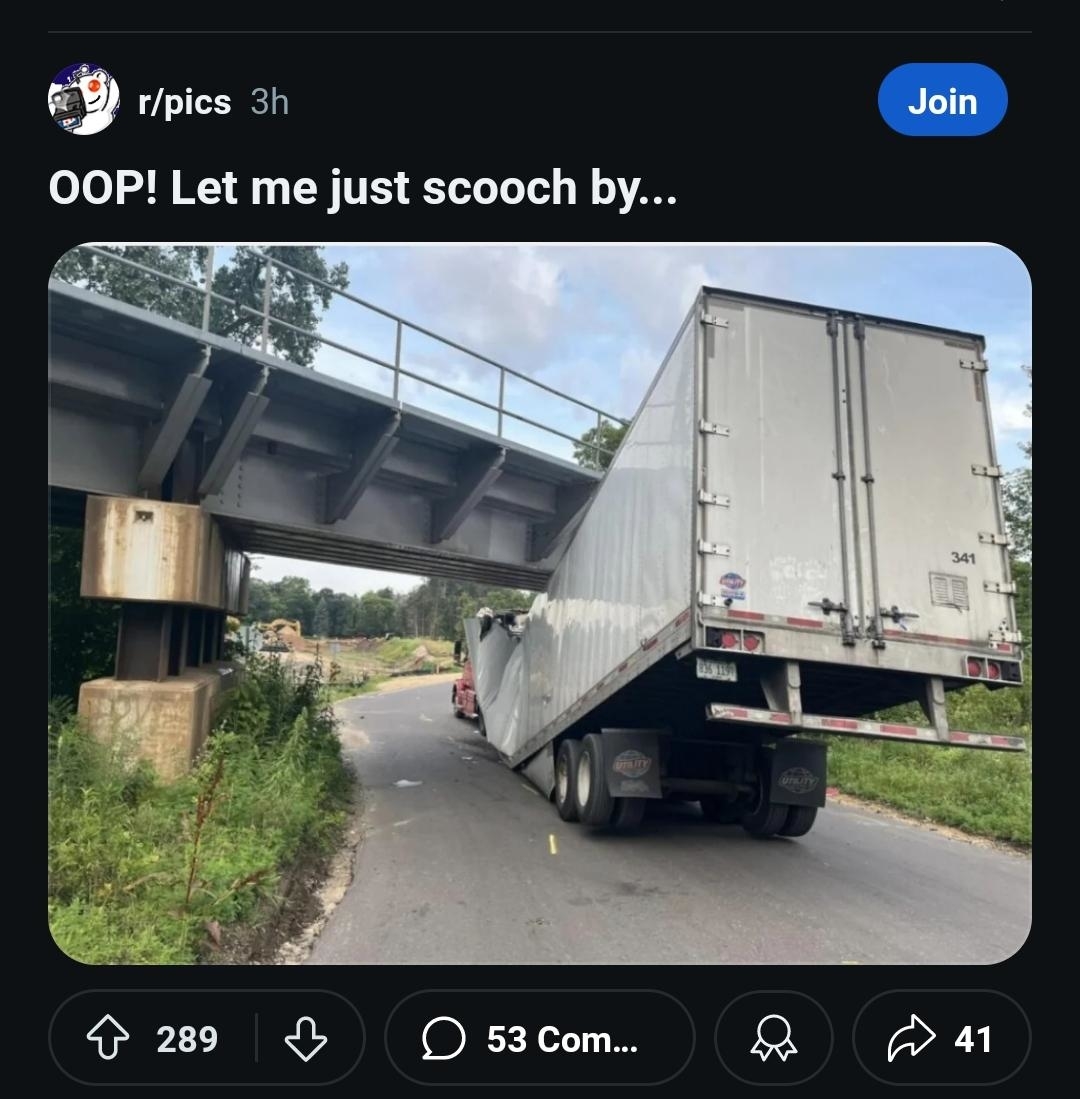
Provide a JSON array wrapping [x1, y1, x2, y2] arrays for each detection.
[[42, 16, 1037, 1093]]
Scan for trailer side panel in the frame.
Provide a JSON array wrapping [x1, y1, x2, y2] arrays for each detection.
[[481, 308, 698, 764]]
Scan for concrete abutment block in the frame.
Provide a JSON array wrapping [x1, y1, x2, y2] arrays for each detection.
[[78, 665, 237, 782]]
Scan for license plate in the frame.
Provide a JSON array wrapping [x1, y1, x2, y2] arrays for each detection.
[[696, 657, 738, 682]]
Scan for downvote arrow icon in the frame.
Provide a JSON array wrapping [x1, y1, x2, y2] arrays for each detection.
[[86, 1014, 130, 1060], [284, 1016, 328, 1063], [887, 1014, 937, 1062]]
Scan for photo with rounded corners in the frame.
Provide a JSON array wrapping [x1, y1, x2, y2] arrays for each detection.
[[48, 243, 1031, 966]]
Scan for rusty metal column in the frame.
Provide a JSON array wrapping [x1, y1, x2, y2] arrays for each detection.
[[115, 604, 172, 681]]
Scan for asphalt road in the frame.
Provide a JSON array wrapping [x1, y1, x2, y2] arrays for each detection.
[[307, 682, 1031, 966]]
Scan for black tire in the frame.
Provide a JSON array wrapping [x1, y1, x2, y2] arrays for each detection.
[[740, 778, 789, 838], [477, 707, 487, 738], [555, 739, 582, 822], [779, 805, 818, 837], [574, 732, 614, 826], [699, 796, 742, 824], [610, 796, 647, 831], [452, 686, 465, 719]]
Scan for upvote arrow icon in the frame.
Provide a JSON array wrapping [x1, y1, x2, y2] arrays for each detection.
[[284, 1016, 328, 1063], [887, 1014, 937, 1062], [86, 1014, 130, 1060]]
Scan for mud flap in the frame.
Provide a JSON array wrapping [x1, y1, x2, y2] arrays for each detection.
[[762, 739, 827, 808], [601, 728, 665, 799]]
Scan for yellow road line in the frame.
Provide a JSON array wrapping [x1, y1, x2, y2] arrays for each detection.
[[548, 833, 558, 856]]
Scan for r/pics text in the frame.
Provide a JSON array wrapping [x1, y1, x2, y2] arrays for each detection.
[[139, 88, 231, 121]]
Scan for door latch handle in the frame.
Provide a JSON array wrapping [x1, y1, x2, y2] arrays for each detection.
[[880, 605, 920, 624]]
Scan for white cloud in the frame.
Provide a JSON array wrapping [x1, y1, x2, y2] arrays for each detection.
[[374, 246, 566, 355], [991, 392, 1032, 433]]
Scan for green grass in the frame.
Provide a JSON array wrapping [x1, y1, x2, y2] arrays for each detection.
[[324, 677, 385, 704], [48, 658, 351, 965], [375, 636, 454, 665], [823, 680, 1032, 845]]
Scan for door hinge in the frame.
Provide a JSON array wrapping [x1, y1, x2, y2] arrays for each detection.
[[971, 464, 1003, 478], [960, 359, 989, 373], [984, 580, 1017, 594], [978, 532, 1011, 546], [701, 313, 730, 329], [699, 419, 731, 437], [698, 490, 731, 507], [697, 540, 732, 557]]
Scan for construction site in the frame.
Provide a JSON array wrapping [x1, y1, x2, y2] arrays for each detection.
[[238, 618, 458, 688]]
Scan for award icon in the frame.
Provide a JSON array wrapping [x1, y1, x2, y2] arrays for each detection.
[[750, 1014, 798, 1062]]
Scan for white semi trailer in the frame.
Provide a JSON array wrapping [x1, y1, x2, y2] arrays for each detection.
[[462, 287, 1026, 837]]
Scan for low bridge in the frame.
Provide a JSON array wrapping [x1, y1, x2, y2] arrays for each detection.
[[49, 252, 625, 589], [48, 249, 627, 776]]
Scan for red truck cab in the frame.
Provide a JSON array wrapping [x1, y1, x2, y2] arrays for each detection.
[[452, 658, 479, 722]]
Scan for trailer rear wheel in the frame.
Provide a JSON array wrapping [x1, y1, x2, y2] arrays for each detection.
[[699, 796, 742, 824], [610, 796, 646, 831], [555, 739, 582, 822], [740, 779, 788, 838], [477, 707, 487, 738], [778, 805, 818, 837], [575, 732, 615, 826]]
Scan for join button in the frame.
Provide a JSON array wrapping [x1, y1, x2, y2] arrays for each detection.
[[878, 63, 1008, 136]]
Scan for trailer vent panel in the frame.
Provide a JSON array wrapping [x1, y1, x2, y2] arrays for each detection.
[[930, 572, 970, 610]]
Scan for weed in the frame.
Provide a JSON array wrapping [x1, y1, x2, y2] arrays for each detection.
[[48, 655, 351, 964]]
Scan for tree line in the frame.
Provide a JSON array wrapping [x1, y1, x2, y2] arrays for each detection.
[[247, 575, 533, 642]]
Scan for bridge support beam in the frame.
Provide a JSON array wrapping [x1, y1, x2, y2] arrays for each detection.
[[198, 369, 270, 499], [137, 344, 214, 494], [76, 496, 249, 780], [432, 446, 506, 543], [322, 410, 402, 523], [528, 482, 596, 562]]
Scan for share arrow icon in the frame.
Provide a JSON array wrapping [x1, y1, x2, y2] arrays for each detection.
[[85, 1014, 130, 1061], [887, 1014, 937, 1062]]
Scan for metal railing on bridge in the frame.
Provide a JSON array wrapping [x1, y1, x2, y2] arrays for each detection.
[[61, 246, 630, 465]]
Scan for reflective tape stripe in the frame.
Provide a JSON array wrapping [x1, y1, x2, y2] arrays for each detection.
[[705, 704, 1026, 752]]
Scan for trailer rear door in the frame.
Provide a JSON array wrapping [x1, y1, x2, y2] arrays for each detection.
[[844, 318, 1017, 648], [696, 295, 853, 639]]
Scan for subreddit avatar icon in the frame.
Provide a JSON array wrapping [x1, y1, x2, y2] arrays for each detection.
[[49, 63, 119, 134]]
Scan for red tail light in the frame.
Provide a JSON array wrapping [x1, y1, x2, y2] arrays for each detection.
[[966, 658, 984, 677], [720, 631, 740, 650], [987, 662, 1001, 681], [742, 632, 763, 652]]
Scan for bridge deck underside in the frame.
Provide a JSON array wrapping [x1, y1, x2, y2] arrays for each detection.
[[49, 282, 604, 592]]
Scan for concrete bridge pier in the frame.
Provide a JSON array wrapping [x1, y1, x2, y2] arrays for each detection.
[[76, 496, 250, 780]]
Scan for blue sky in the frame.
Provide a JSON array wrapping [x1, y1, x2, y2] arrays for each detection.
[[253, 245, 1032, 595]]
